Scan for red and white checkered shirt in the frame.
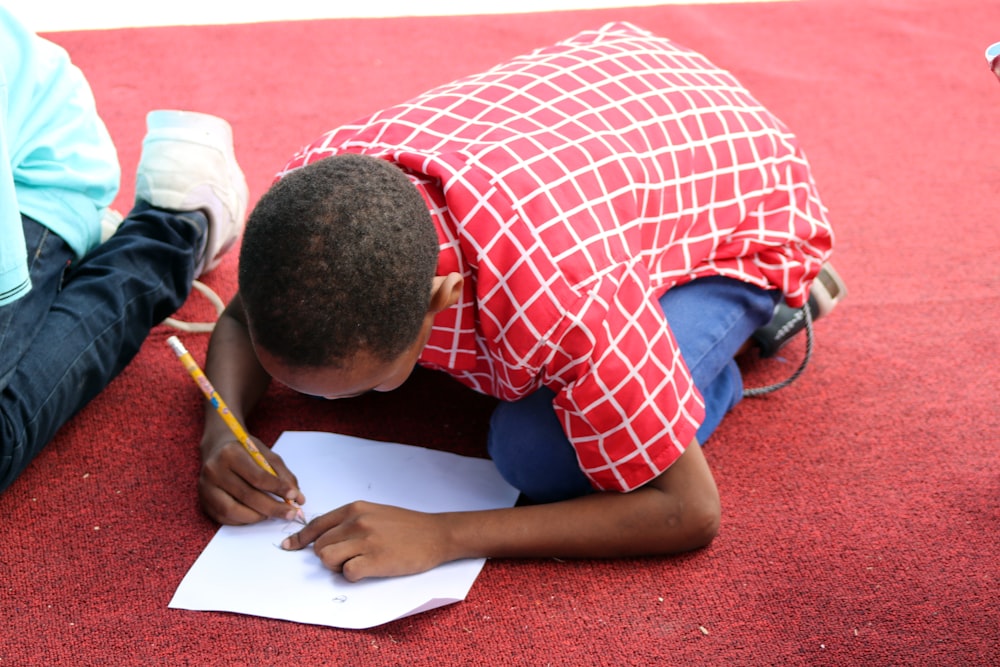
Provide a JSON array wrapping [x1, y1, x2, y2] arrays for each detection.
[[279, 22, 834, 492]]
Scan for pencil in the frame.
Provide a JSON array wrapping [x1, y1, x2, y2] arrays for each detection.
[[166, 335, 306, 524]]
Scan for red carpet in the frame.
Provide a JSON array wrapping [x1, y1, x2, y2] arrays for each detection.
[[2, 0, 998, 664]]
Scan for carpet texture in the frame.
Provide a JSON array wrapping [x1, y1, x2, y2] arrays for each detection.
[[1, 0, 998, 664]]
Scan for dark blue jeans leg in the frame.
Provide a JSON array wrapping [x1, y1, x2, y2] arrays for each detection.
[[659, 277, 781, 444], [0, 220, 74, 386], [0, 203, 206, 493], [488, 276, 780, 503]]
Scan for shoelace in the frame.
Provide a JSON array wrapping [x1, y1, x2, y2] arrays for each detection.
[[163, 279, 225, 333], [101, 210, 226, 334]]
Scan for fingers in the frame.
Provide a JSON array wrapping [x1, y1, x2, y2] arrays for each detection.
[[280, 505, 370, 580], [259, 446, 306, 506], [198, 474, 266, 525], [281, 504, 350, 551], [199, 439, 304, 524], [278, 502, 442, 581], [339, 555, 371, 583]]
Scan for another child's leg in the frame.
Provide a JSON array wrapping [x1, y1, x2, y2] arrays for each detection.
[[0, 206, 205, 493], [0, 110, 246, 493], [0, 218, 76, 389], [488, 276, 779, 503]]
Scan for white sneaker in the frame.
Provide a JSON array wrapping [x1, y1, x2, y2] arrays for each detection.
[[99, 207, 123, 243], [135, 110, 249, 276]]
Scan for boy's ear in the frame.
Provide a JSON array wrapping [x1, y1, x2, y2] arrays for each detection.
[[428, 272, 463, 314]]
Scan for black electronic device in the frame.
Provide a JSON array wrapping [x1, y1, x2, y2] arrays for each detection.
[[752, 264, 847, 358]]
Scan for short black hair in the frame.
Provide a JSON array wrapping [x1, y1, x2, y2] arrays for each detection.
[[239, 153, 440, 369]]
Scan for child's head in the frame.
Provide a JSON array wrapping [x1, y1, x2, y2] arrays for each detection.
[[238, 154, 444, 393]]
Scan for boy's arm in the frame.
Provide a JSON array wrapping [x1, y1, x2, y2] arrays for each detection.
[[198, 292, 305, 524], [282, 440, 719, 580], [456, 440, 719, 558]]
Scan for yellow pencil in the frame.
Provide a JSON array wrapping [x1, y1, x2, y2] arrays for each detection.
[[167, 335, 305, 524]]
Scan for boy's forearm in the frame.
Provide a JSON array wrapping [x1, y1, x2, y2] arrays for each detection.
[[201, 294, 271, 447], [441, 442, 720, 561]]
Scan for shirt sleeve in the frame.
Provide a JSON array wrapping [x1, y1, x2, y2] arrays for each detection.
[[545, 259, 706, 493]]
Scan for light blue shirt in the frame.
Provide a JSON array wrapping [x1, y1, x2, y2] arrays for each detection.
[[0, 7, 119, 306]]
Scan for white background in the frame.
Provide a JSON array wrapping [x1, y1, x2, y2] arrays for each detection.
[[4, 0, 783, 32]]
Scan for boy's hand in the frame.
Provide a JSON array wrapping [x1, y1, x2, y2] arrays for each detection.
[[199, 436, 305, 525], [280, 501, 452, 581]]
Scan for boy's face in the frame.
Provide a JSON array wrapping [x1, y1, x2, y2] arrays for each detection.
[[253, 322, 432, 400]]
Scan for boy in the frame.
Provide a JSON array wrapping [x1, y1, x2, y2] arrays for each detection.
[[198, 22, 835, 581], [0, 6, 248, 492]]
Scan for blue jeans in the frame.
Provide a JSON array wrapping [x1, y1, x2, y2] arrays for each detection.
[[488, 276, 780, 502], [0, 203, 205, 492]]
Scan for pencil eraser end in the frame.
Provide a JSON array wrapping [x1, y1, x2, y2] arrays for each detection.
[[166, 336, 187, 357]]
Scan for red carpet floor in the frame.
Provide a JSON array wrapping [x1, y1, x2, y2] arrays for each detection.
[[2, 0, 998, 664]]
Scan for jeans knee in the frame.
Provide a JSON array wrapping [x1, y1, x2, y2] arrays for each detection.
[[0, 405, 25, 494], [488, 394, 594, 503]]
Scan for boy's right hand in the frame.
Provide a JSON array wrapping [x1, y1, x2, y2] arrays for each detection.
[[198, 435, 306, 525]]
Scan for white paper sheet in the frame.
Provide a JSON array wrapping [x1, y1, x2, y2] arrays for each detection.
[[169, 431, 519, 629]]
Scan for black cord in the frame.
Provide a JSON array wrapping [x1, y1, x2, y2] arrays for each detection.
[[742, 304, 813, 397]]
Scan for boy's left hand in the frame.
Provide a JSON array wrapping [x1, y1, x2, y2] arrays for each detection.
[[281, 501, 453, 581]]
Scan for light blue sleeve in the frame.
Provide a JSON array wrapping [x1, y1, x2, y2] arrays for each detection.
[[0, 6, 120, 307]]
